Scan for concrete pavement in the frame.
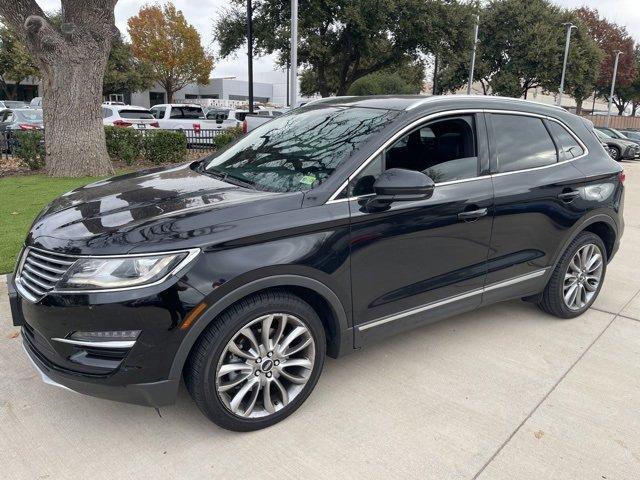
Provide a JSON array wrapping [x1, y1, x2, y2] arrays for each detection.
[[1, 164, 640, 480]]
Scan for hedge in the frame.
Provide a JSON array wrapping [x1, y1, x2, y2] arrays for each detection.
[[142, 130, 188, 164], [13, 130, 45, 170], [105, 126, 142, 165]]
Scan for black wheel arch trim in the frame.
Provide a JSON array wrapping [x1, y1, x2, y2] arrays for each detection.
[[548, 213, 618, 277], [169, 274, 351, 381]]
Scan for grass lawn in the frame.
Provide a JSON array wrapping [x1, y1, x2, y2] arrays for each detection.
[[0, 174, 112, 274]]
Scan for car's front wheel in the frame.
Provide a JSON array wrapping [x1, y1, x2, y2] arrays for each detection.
[[184, 290, 325, 431], [538, 231, 607, 318]]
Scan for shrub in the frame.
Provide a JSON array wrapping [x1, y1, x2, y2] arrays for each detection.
[[104, 126, 142, 165], [213, 125, 244, 149], [13, 130, 45, 170], [143, 130, 188, 164]]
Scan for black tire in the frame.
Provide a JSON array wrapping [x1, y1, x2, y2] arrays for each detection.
[[184, 290, 326, 431], [610, 146, 621, 161], [538, 231, 607, 319]]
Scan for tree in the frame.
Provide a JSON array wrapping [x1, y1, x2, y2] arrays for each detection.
[[347, 72, 416, 96], [128, 3, 213, 103], [0, 1, 117, 177], [215, 0, 474, 97], [103, 37, 155, 98], [576, 8, 637, 115], [0, 24, 39, 100]]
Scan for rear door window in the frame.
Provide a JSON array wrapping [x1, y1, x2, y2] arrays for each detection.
[[491, 114, 557, 173], [119, 109, 155, 120], [545, 121, 584, 160]]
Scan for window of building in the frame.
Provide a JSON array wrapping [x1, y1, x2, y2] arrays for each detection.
[[492, 114, 557, 173], [349, 115, 479, 197], [546, 121, 584, 160]]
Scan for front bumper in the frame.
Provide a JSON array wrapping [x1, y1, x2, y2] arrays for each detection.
[[7, 272, 200, 407]]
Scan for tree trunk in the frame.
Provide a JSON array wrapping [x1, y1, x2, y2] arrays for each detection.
[[0, 0, 117, 177], [42, 43, 113, 176], [575, 98, 583, 115], [166, 89, 174, 103]]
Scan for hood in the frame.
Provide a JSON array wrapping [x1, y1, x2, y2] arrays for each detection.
[[27, 162, 303, 254]]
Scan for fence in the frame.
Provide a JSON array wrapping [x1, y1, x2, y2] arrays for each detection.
[[581, 115, 640, 130]]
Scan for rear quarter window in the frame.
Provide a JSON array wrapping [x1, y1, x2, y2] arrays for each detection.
[[545, 121, 585, 160]]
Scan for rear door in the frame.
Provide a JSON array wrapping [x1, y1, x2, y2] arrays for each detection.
[[484, 112, 586, 303]]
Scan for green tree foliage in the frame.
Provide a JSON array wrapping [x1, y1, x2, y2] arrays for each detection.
[[215, 0, 474, 97], [437, 0, 601, 109], [576, 8, 637, 115], [103, 37, 155, 98], [347, 72, 416, 95], [0, 25, 38, 100]]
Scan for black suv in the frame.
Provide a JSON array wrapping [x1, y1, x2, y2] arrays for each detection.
[[8, 96, 624, 431]]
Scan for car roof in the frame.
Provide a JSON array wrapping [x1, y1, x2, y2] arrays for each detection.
[[306, 94, 568, 114]]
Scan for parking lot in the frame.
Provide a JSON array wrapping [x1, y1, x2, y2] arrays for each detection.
[[0, 163, 639, 480]]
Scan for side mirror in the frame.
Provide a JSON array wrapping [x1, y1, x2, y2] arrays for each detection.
[[364, 168, 434, 211]]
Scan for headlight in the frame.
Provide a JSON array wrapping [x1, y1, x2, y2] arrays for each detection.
[[57, 250, 199, 291]]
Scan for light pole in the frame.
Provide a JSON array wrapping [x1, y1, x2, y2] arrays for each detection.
[[606, 50, 623, 127], [246, 0, 254, 113], [289, 0, 298, 108], [467, 14, 479, 95], [557, 23, 576, 107]]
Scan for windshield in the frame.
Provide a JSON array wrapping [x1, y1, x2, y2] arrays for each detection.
[[15, 109, 43, 123], [204, 106, 399, 192], [623, 131, 640, 140]]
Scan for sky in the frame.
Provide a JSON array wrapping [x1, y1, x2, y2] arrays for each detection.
[[36, 0, 640, 81]]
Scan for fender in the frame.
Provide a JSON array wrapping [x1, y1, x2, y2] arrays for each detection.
[[168, 274, 352, 381], [547, 213, 618, 279]]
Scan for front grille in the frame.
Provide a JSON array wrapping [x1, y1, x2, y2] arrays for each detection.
[[17, 248, 78, 301]]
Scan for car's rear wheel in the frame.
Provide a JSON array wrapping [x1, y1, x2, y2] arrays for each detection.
[[538, 231, 607, 318], [184, 290, 325, 431], [609, 146, 621, 161]]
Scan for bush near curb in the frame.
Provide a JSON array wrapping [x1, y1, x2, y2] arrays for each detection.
[[213, 125, 244, 149], [13, 130, 45, 170], [104, 126, 142, 165], [143, 130, 188, 164]]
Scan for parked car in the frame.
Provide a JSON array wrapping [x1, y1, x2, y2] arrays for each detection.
[[102, 104, 159, 130], [150, 104, 224, 145], [595, 126, 640, 146], [0, 108, 43, 152], [0, 100, 29, 109], [243, 109, 288, 133], [620, 130, 640, 142], [9, 96, 624, 432], [29, 97, 42, 109], [205, 108, 249, 129], [594, 128, 640, 160]]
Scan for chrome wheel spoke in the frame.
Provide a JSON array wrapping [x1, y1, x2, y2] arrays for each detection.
[[563, 243, 603, 311], [215, 312, 315, 419]]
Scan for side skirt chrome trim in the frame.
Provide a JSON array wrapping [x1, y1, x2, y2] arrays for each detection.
[[358, 268, 548, 332]]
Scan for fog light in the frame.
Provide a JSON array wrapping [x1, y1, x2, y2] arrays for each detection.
[[69, 330, 141, 343]]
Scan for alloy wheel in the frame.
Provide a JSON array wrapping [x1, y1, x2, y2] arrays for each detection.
[[215, 313, 316, 418], [563, 243, 603, 311]]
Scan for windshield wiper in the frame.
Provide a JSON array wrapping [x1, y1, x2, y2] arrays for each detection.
[[202, 166, 257, 190]]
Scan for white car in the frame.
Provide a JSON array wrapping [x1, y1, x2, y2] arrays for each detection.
[[205, 108, 249, 129], [102, 105, 159, 130]]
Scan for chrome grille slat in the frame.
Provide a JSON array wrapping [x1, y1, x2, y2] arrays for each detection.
[[16, 248, 79, 302], [22, 270, 55, 289], [23, 263, 59, 282], [29, 250, 75, 265], [25, 257, 68, 274]]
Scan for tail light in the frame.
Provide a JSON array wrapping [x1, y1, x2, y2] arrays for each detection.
[[193, 123, 201, 134], [19, 124, 38, 130], [242, 119, 248, 134], [150, 121, 160, 128], [618, 171, 626, 183], [113, 120, 132, 127]]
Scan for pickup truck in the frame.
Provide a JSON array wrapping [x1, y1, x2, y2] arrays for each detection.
[[149, 104, 232, 145], [242, 109, 288, 133]]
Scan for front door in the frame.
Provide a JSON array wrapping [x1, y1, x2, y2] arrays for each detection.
[[347, 113, 494, 345]]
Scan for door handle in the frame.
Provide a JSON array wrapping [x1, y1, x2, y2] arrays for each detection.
[[458, 208, 488, 221], [557, 189, 580, 202]]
